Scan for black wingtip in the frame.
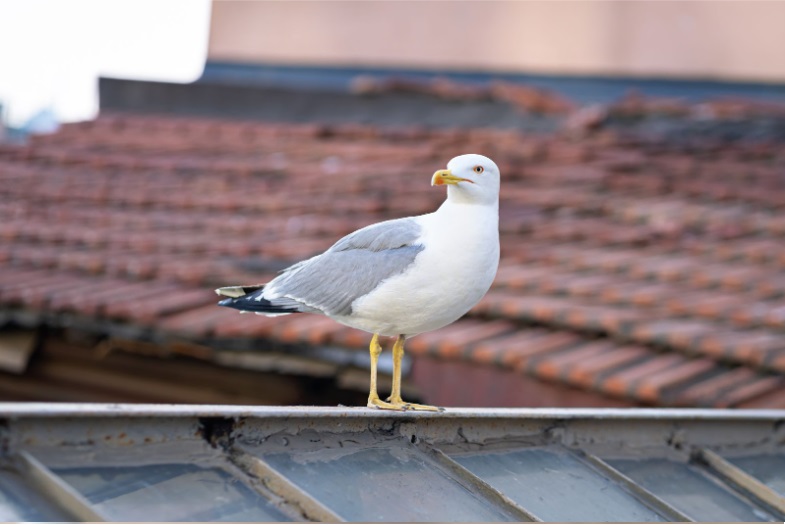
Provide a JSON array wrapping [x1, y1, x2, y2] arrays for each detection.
[[217, 293, 299, 314]]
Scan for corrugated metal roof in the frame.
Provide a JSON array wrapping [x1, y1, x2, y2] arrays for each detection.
[[1, 404, 784, 522]]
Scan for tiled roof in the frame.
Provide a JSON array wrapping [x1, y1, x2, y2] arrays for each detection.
[[1, 111, 784, 408]]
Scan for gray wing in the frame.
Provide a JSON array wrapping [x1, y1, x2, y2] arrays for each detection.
[[263, 217, 424, 316]]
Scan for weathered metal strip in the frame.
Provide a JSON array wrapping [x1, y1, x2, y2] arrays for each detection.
[[698, 448, 785, 517], [579, 451, 694, 522], [16, 451, 108, 522], [230, 447, 344, 522], [0, 402, 783, 420], [418, 443, 542, 522]]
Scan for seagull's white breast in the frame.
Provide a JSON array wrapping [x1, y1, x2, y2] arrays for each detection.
[[339, 200, 499, 337]]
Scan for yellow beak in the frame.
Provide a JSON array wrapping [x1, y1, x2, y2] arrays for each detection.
[[431, 169, 473, 186]]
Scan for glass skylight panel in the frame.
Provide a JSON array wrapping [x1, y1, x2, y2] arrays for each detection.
[[0, 466, 69, 522], [726, 453, 785, 497], [258, 443, 516, 522], [451, 446, 665, 522], [608, 458, 776, 522], [54, 463, 289, 522]]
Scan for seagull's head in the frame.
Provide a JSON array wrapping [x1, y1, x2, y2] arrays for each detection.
[[431, 154, 500, 205]]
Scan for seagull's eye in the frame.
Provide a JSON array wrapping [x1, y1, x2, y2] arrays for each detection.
[[473, 166, 484, 174]]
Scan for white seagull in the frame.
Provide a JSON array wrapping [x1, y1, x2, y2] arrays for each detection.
[[216, 154, 500, 411]]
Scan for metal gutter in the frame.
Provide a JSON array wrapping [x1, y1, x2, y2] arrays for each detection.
[[1, 403, 784, 420]]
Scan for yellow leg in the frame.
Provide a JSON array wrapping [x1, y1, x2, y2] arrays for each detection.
[[367, 334, 406, 411], [386, 335, 443, 412]]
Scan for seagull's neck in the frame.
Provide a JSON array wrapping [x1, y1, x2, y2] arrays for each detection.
[[445, 186, 498, 207], [435, 196, 499, 226], [443, 192, 499, 209]]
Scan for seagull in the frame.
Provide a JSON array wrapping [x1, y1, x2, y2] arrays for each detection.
[[216, 154, 500, 411]]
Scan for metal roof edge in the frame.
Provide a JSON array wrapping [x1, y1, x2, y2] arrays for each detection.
[[0, 403, 783, 420]]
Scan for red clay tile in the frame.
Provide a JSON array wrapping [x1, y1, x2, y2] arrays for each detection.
[[635, 358, 718, 403], [727, 302, 778, 328], [208, 311, 278, 339], [712, 376, 784, 408], [762, 304, 785, 330], [5, 112, 785, 409], [529, 340, 616, 381], [697, 330, 779, 368], [492, 265, 554, 289], [565, 345, 650, 389], [0, 273, 78, 303], [601, 354, 687, 398], [105, 289, 216, 324], [753, 275, 785, 299], [664, 292, 732, 318], [629, 319, 717, 350], [602, 282, 674, 307], [296, 315, 349, 346], [53, 281, 182, 317], [737, 385, 785, 408], [329, 325, 373, 349], [434, 320, 518, 359], [470, 330, 550, 366], [674, 367, 758, 406], [157, 303, 239, 338], [766, 349, 785, 374], [503, 332, 581, 369], [404, 320, 483, 356]]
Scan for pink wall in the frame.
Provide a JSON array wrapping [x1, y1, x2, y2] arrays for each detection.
[[208, 1, 785, 82]]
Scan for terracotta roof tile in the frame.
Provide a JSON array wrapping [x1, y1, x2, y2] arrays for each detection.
[[105, 288, 216, 324], [711, 376, 784, 408], [765, 349, 785, 372], [337, 329, 377, 350], [737, 385, 785, 408], [407, 320, 518, 359], [3, 111, 785, 408], [470, 329, 550, 365], [600, 353, 689, 398], [502, 332, 582, 369], [634, 358, 718, 403], [629, 319, 717, 349], [528, 340, 616, 382], [564, 345, 650, 390], [267, 314, 339, 345], [211, 310, 282, 339], [52, 280, 183, 317], [156, 303, 240, 338], [674, 367, 760, 406]]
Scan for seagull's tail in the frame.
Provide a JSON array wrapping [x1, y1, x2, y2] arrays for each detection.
[[215, 285, 298, 316]]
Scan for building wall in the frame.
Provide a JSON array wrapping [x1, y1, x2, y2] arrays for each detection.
[[208, 1, 785, 83]]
